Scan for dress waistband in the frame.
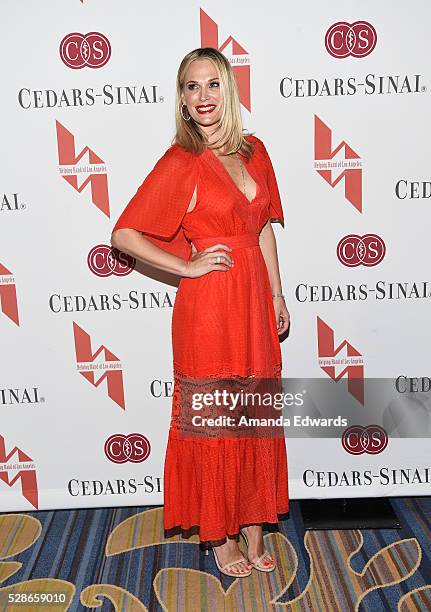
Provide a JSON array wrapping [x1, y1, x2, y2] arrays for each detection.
[[192, 233, 259, 251]]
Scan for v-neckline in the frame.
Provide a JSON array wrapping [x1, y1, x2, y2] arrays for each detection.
[[206, 147, 260, 205]]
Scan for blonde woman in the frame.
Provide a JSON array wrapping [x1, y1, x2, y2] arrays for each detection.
[[111, 47, 290, 577]]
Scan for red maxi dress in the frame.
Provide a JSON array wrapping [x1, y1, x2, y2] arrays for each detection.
[[113, 134, 289, 543]]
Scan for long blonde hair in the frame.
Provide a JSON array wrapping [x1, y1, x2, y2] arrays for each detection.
[[174, 47, 253, 159]]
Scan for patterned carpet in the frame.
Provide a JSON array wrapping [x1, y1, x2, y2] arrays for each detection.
[[1, 498, 431, 611]]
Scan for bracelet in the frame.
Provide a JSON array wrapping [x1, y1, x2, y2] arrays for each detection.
[[272, 293, 285, 299]]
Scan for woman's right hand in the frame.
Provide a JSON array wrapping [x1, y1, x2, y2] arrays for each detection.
[[183, 243, 235, 278]]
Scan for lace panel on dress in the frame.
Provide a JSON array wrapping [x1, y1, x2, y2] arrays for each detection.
[[170, 366, 284, 440]]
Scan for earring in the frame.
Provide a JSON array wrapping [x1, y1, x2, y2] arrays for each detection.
[[180, 104, 191, 121]]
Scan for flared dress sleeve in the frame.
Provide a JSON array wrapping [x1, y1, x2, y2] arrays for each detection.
[[252, 137, 285, 226], [112, 144, 198, 261]]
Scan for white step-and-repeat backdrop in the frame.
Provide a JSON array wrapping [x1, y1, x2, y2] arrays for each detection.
[[1, 0, 431, 511]]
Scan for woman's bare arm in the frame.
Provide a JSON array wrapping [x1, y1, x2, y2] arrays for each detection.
[[111, 228, 189, 276], [259, 220, 290, 335], [111, 187, 233, 278], [259, 220, 283, 294], [110, 187, 198, 277]]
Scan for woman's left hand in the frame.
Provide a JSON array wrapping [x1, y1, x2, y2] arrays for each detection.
[[274, 298, 290, 335]]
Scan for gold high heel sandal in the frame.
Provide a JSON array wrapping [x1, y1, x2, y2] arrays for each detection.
[[239, 529, 276, 573], [205, 546, 252, 578]]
